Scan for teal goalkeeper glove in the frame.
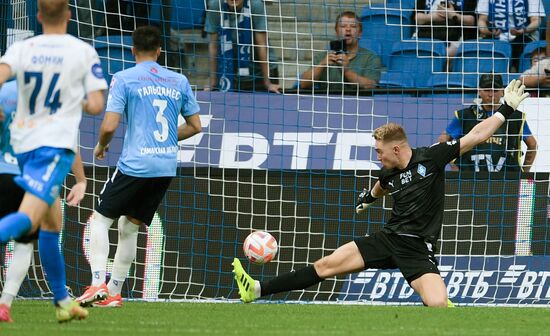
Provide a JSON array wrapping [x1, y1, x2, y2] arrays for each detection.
[[498, 79, 530, 119], [356, 188, 377, 214]]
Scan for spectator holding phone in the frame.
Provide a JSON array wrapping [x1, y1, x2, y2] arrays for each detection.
[[520, 47, 550, 89], [299, 11, 382, 91], [477, 0, 545, 71]]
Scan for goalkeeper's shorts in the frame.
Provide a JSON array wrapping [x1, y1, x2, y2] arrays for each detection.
[[354, 231, 440, 284]]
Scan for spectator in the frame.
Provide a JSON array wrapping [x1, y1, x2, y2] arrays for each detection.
[[204, 0, 280, 93], [413, 0, 477, 70], [95, 0, 151, 36], [299, 11, 382, 92], [520, 47, 550, 90], [477, 0, 546, 71], [438, 73, 537, 172]]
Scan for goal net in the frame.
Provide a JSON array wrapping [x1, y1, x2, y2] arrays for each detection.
[[1, 0, 550, 306]]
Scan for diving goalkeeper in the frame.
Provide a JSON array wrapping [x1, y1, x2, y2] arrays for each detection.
[[232, 79, 529, 306]]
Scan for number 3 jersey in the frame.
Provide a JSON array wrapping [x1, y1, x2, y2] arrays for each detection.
[[0, 34, 108, 154], [106, 60, 200, 177]]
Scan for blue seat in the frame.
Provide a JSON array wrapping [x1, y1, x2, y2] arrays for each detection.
[[378, 71, 415, 88], [150, 0, 206, 30], [387, 0, 416, 9], [388, 39, 447, 87], [452, 39, 511, 74], [518, 40, 547, 72], [427, 73, 477, 88], [360, 7, 413, 64], [93, 35, 135, 85]]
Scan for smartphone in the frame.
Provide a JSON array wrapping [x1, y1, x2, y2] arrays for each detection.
[[329, 40, 347, 55]]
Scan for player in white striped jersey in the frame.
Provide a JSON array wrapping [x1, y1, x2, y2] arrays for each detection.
[[0, 0, 107, 323]]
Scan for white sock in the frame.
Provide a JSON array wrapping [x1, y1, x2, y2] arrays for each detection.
[[89, 211, 114, 286], [109, 216, 139, 296], [107, 278, 124, 296], [0, 242, 33, 307]]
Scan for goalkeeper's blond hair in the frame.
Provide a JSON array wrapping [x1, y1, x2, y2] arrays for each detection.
[[373, 123, 408, 143]]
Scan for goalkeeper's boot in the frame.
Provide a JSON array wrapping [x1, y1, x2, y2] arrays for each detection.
[[56, 300, 89, 323], [0, 304, 13, 323], [447, 299, 455, 308], [93, 294, 123, 308], [232, 258, 257, 303], [76, 283, 108, 307]]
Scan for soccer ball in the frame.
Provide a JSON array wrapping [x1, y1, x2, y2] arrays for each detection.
[[243, 231, 278, 264]]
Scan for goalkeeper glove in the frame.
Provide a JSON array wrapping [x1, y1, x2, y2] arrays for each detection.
[[356, 188, 377, 214], [498, 79, 529, 119]]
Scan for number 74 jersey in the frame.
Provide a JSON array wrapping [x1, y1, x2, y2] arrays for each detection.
[[0, 34, 108, 154]]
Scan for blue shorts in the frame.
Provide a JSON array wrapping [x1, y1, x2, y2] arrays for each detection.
[[15, 147, 75, 206]]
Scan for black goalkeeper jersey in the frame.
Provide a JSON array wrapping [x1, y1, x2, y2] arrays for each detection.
[[379, 140, 460, 243]]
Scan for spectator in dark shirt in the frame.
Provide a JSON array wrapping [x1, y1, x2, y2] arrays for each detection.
[[414, 0, 477, 70]]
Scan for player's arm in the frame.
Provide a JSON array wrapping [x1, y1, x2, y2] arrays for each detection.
[[523, 135, 537, 172], [459, 80, 529, 155], [356, 180, 388, 214], [94, 112, 121, 160], [66, 150, 87, 207], [177, 114, 202, 141], [0, 64, 11, 86], [82, 90, 105, 116]]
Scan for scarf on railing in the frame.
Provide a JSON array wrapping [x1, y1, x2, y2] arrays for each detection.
[[489, 0, 529, 31], [217, 0, 252, 92]]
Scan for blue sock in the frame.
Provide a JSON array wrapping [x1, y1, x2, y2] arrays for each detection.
[[0, 212, 32, 243], [38, 230, 69, 303]]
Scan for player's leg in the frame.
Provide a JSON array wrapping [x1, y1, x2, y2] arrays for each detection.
[[40, 198, 88, 322], [76, 211, 114, 306], [93, 175, 172, 307], [0, 240, 34, 322], [0, 173, 29, 323], [393, 234, 450, 307], [233, 240, 366, 303], [78, 168, 126, 306], [410, 274, 449, 307], [95, 216, 140, 308]]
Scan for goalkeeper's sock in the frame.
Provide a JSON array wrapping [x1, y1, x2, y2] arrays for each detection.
[[0, 242, 33, 306], [90, 211, 114, 286], [260, 265, 323, 296], [38, 230, 69, 303], [109, 217, 139, 296], [0, 212, 32, 243]]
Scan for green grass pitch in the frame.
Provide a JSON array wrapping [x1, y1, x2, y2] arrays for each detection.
[[2, 300, 550, 335]]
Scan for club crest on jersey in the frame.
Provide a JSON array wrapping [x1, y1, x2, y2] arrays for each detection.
[[417, 164, 426, 177], [91, 63, 104, 79], [150, 67, 158, 74]]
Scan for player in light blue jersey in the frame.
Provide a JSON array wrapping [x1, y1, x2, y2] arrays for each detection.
[[0, 0, 106, 322], [76, 25, 202, 308], [0, 80, 88, 323]]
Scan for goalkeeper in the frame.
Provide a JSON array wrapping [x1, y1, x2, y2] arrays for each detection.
[[233, 80, 529, 307]]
